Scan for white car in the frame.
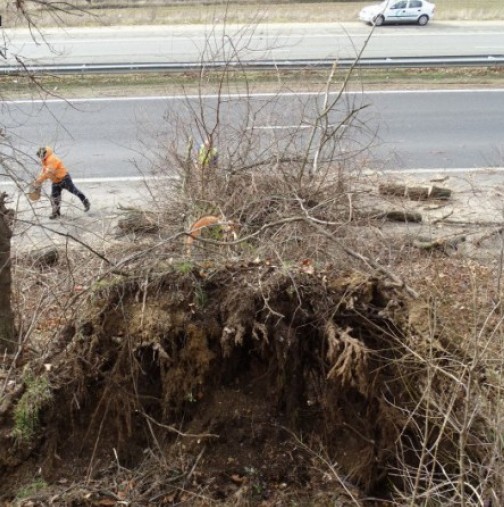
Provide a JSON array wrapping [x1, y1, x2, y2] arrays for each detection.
[[359, 0, 436, 26]]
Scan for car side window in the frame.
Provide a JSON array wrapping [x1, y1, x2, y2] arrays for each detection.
[[391, 1, 407, 9], [409, 0, 422, 7]]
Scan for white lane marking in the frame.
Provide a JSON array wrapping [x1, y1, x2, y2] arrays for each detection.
[[4, 88, 504, 105], [250, 124, 347, 130]]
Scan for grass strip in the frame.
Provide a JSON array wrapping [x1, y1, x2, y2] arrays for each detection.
[[2, 66, 503, 100]]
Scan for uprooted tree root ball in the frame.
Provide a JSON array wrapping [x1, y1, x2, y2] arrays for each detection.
[[0, 263, 497, 505]]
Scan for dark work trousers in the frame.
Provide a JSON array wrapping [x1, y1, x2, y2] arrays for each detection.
[[51, 174, 88, 215]]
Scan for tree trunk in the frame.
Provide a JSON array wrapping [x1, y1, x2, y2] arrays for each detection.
[[0, 192, 15, 354]]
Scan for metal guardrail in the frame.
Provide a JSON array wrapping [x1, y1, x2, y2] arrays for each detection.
[[1, 56, 503, 75]]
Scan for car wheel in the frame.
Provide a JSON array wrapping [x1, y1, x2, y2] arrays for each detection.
[[374, 15, 385, 26], [418, 14, 429, 25]]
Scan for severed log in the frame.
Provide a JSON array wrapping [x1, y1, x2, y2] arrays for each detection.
[[377, 210, 422, 223], [411, 234, 466, 252], [361, 209, 422, 223], [379, 183, 452, 201], [116, 206, 159, 235]]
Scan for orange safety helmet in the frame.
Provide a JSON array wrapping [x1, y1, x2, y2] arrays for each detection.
[[36, 147, 48, 159]]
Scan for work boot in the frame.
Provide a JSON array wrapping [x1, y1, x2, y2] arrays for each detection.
[[83, 199, 90, 212], [50, 199, 61, 219]]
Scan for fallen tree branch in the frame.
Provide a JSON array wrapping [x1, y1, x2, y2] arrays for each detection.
[[290, 197, 419, 298], [431, 210, 454, 224], [15, 218, 120, 271], [301, 216, 419, 299]]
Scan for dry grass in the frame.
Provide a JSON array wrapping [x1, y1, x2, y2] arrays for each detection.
[[5, 1, 504, 28]]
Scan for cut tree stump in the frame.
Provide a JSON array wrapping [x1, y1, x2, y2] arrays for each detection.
[[379, 183, 452, 201], [117, 207, 159, 235]]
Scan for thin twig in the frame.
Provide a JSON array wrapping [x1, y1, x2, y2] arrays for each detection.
[[138, 411, 219, 439]]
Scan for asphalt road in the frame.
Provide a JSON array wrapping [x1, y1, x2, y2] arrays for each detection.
[[3, 22, 504, 65], [1, 90, 503, 184]]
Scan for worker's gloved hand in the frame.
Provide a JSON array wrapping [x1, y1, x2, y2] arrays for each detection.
[[28, 181, 42, 201]]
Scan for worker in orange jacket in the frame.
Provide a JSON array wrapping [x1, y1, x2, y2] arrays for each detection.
[[34, 146, 90, 219]]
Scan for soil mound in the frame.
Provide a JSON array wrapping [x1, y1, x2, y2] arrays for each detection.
[[0, 262, 492, 505]]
